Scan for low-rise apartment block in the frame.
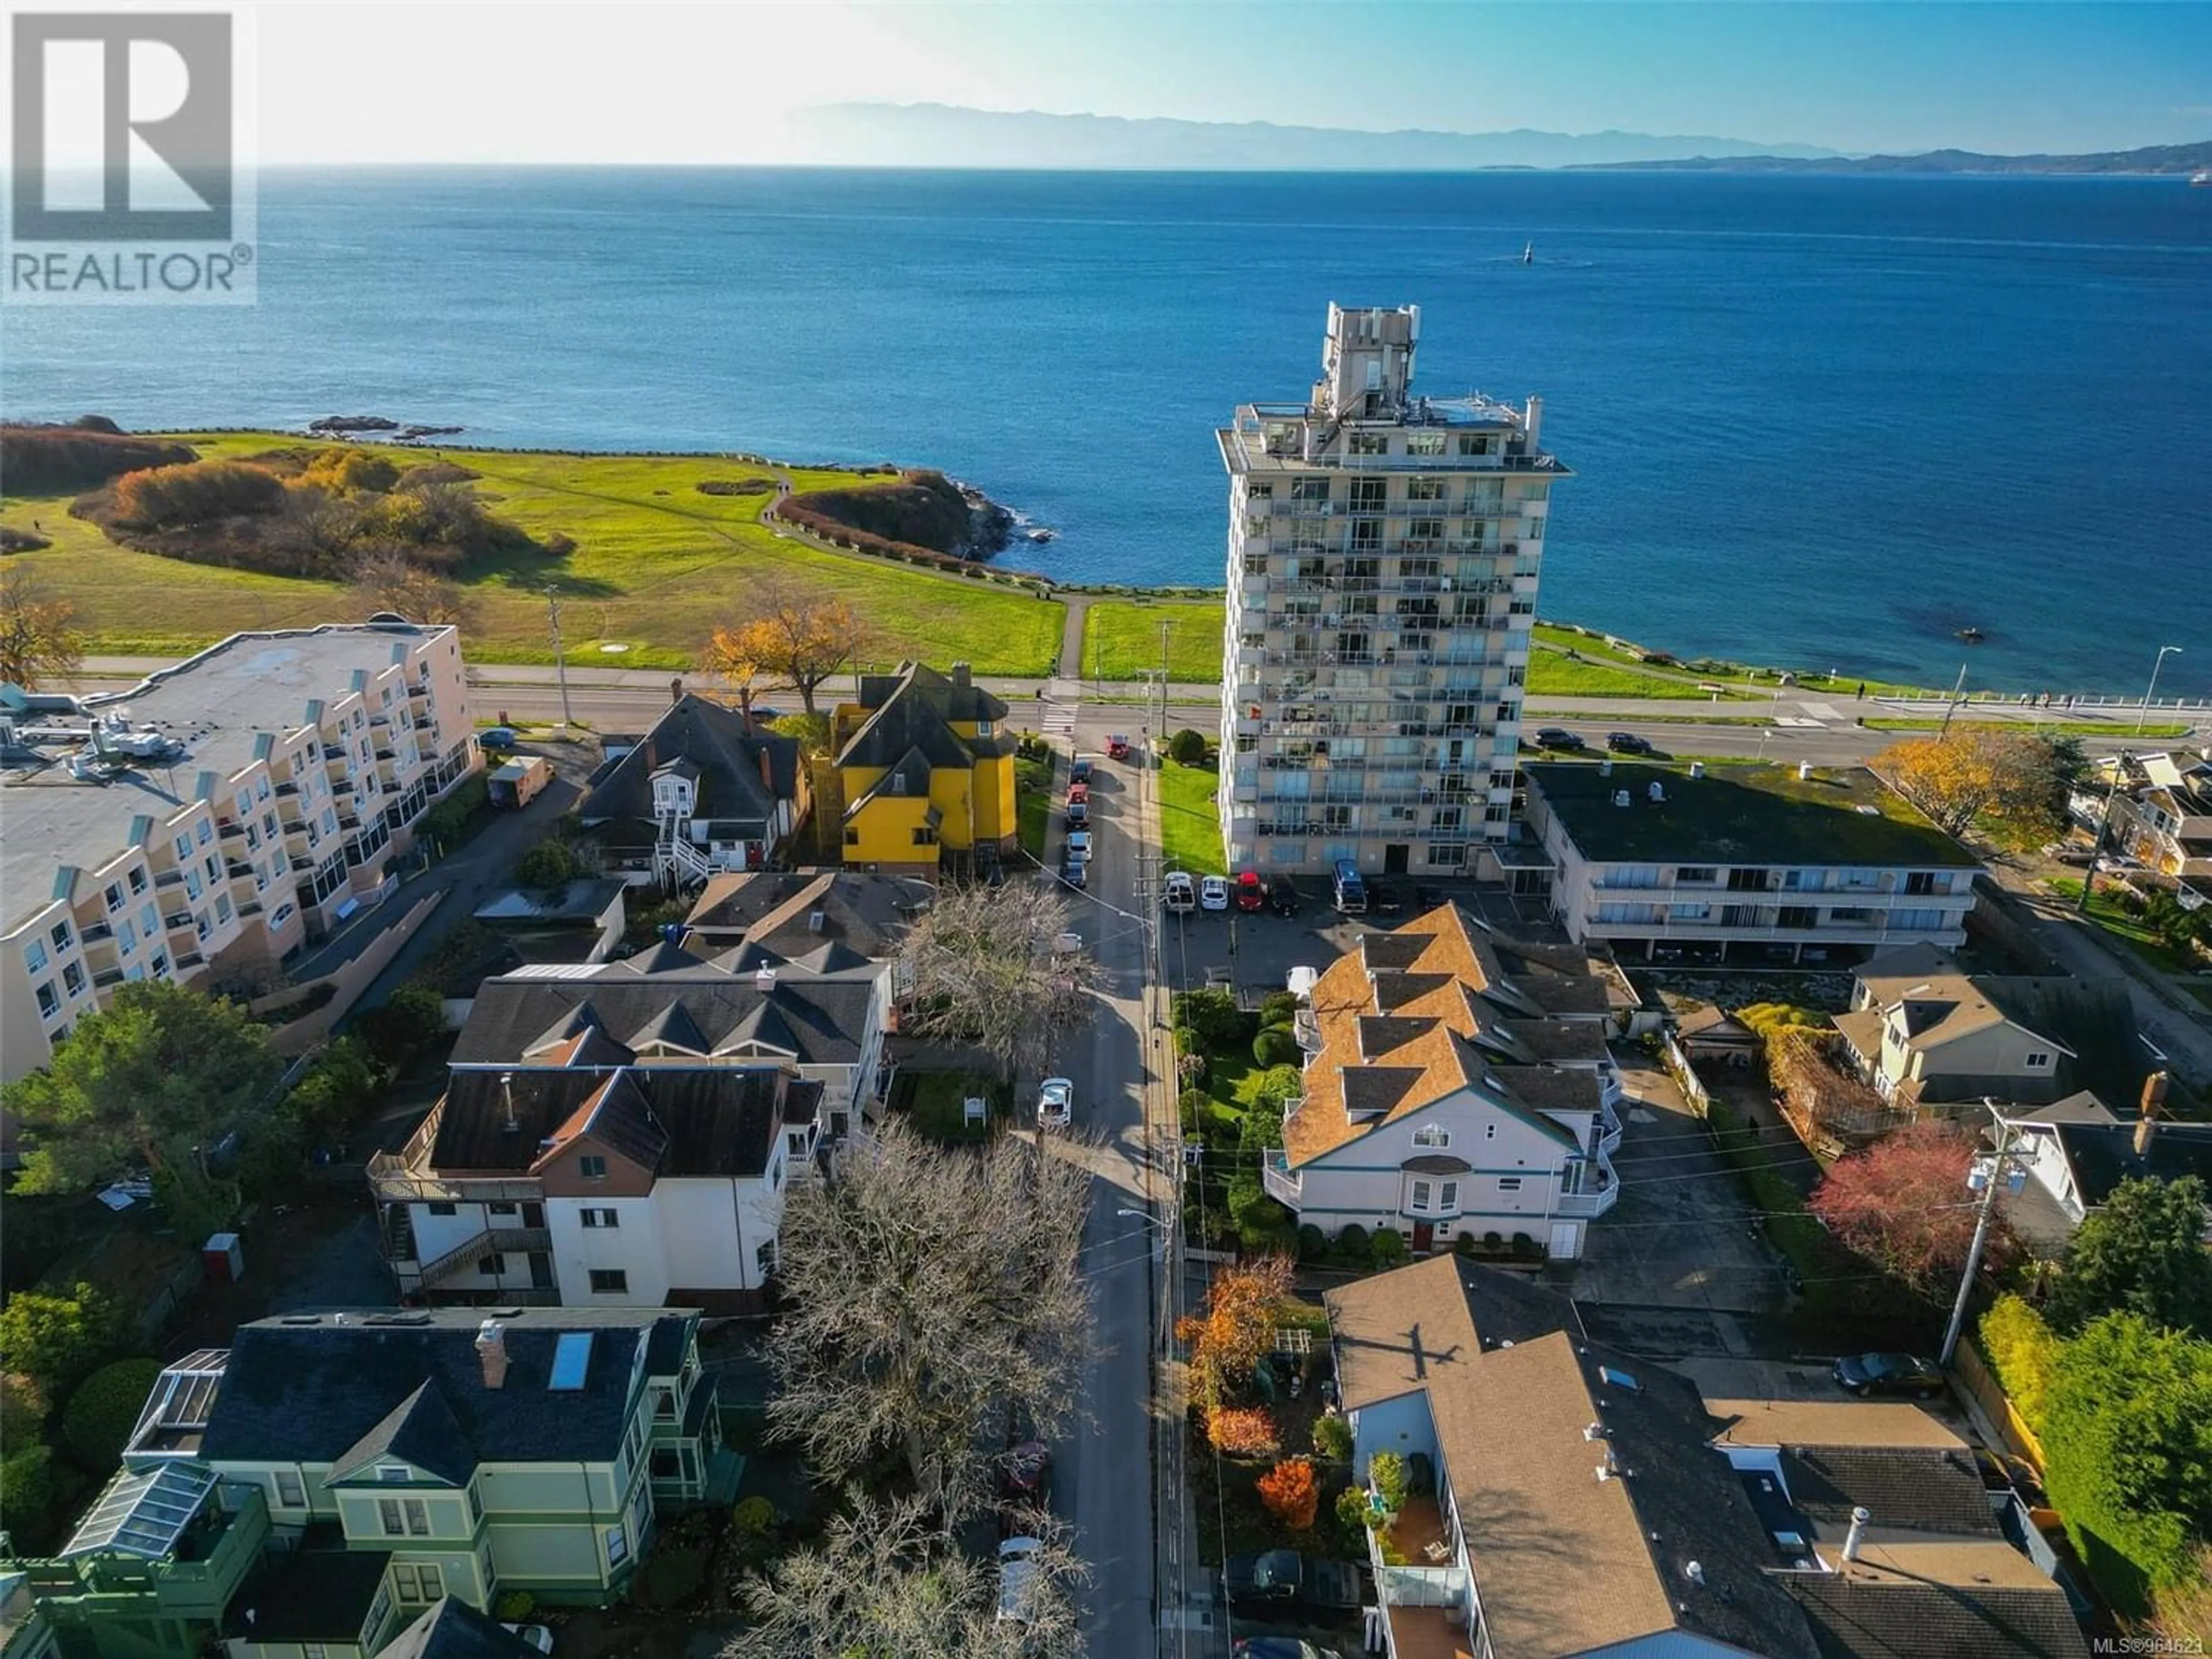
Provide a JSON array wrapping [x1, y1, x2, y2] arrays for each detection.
[[0, 624, 478, 1080], [1266, 903, 1627, 1260], [372, 928, 889, 1308], [1524, 762, 1980, 967]]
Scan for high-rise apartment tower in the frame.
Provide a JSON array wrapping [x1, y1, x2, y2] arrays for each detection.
[[1215, 304, 1567, 877]]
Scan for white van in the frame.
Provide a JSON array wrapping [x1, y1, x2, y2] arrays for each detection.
[[1163, 870, 1197, 914], [997, 1536, 1045, 1623]]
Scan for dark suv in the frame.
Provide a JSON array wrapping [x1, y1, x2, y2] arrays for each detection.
[[1267, 874, 1301, 917]]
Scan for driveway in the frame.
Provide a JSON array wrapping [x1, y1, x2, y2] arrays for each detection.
[[1555, 1055, 1791, 1363]]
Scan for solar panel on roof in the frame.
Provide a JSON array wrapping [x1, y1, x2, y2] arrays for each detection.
[[549, 1331, 593, 1391]]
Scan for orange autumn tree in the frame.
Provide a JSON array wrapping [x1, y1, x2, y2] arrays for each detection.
[[701, 573, 873, 717], [1176, 1254, 1296, 1418], [1257, 1456, 1320, 1529]]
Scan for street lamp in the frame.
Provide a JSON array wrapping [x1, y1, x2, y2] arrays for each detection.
[[2139, 645, 2183, 734], [1116, 1206, 1169, 1257]]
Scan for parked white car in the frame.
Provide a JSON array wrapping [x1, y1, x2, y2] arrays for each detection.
[[1164, 871, 1196, 914], [1199, 874, 1230, 912], [998, 1536, 1046, 1623], [1066, 829, 1093, 863], [1037, 1077, 1074, 1129]]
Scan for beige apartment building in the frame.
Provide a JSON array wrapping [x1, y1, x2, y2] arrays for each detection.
[[1217, 302, 1567, 876], [0, 623, 478, 1081]]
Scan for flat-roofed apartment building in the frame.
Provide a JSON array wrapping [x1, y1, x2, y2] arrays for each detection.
[[0, 624, 478, 1080], [1217, 302, 1568, 876], [1525, 761, 1980, 969]]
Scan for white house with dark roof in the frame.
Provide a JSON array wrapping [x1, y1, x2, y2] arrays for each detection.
[[1264, 903, 1625, 1260], [578, 694, 804, 887], [1834, 944, 2080, 1109], [1989, 1085, 2212, 1249]]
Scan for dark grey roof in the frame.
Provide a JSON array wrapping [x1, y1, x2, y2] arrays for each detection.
[[628, 1000, 709, 1055], [474, 879, 627, 926], [431, 1070, 604, 1170], [378, 1599, 555, 1659], [839, 662, 1012, 774], [2052, 1119, 2212, 1209], [429, 1065, 807, 1179], [454, 959, 878, 1073], [1781, 1445, 1999, 1539], [580, 694, 797, 829], [198, 1309, 698, 1472], [1785, 1574, 2087, 1659], [683, 868, 932, 955], [570, 1071, 672, 1171], [1582, 1339, 1825, 1659], [224, 1534, 392, 1642], [331, 1379, 476, 1485], [1342, 1067, 1424, 1119]]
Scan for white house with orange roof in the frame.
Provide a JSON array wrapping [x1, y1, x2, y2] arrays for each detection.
[[1263, 903, 1626, 1259]]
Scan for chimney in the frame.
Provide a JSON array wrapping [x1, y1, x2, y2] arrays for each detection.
[[476, 1320, 509, 1389], [759, 745, 774, 795], [755, 965, 776, 991], [950, 661, 971, 688], [501, 1072, 518, 1131], [2136, 1071, 2168, 1158], [1842, 1506, 1870, 1565], [670, 677, 684, 707]]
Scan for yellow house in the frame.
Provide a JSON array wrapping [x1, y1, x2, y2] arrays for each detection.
[[817, 662, 1018, 876]]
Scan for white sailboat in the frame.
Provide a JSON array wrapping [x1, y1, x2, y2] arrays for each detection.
[[1522, 241, 1533, 265]]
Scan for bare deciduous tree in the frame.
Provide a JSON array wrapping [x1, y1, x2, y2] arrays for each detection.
[[346, 547, 475, 627], [899, 880, 1111, 1083], [0, 563, 85, 690], [766, 1118, 1095, 1516], [723, 1490, 1089, 1659]]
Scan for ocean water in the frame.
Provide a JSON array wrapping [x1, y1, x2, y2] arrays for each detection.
[[2, 167, 2207, 693]]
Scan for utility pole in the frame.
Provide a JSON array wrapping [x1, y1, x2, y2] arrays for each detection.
[[546, 588, 574, 731], [2077, 752, 2130, 915], [1937, 661, 1969, 740], [1940, 1101, 2017, 1366]]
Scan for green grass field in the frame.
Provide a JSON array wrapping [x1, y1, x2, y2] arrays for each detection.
[[1158, 758, 1226, 875], [1, 433, 1065, 675], [1080, 599, 1221, 681], [1863, 718, 2191, 738], [1532, 623, 1933, 699]]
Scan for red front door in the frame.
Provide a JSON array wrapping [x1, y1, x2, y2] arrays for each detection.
[[1412, 1222, 1435, 1254]]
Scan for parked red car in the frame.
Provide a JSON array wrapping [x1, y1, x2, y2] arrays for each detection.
[[1067, 780, 1090, 806], [1105, 733, 1132, 760], [1234, 870, 1266, 912]]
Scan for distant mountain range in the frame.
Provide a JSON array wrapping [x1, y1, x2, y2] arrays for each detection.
[[782, 104, 1840, 170], [1573, 140, 2212, 176]]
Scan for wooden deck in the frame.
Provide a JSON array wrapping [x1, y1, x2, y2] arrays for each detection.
[[1386, 1494, 1456, 1565], [1385, 1605, 1475, 1659]]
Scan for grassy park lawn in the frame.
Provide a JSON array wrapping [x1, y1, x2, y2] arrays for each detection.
[[1527, 646, 1744, 700], [1080, 599, 1222, 681], [1158, 759, 1226, 875], [1, 433, 1065, 675], [1533, 623, 1930, 699], [1865, 718, 2191, 738]]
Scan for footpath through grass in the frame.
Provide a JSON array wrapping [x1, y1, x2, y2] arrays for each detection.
[[2, 432, 1065, 675], [1158, 759, 1226, 875]]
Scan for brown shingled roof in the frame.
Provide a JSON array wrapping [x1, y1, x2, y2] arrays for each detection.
[[1279, 904, 1611, 1168]]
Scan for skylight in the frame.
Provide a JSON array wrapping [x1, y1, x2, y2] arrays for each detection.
[[1598, 1364, 1642, 1393], [550, 1331, 594, 1391], [62, 1461, 219, 1560]]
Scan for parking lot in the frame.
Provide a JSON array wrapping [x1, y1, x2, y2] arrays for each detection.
[[1157, 876, 1558, 1001]]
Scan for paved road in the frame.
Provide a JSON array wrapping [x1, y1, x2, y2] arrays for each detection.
[[1040, 700, 1165, 1657]]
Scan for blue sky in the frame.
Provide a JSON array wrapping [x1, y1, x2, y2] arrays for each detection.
[[252, 1, 2211, 163]]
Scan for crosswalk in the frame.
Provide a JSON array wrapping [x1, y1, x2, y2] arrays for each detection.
[[1038, 676, 1082, 739]]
